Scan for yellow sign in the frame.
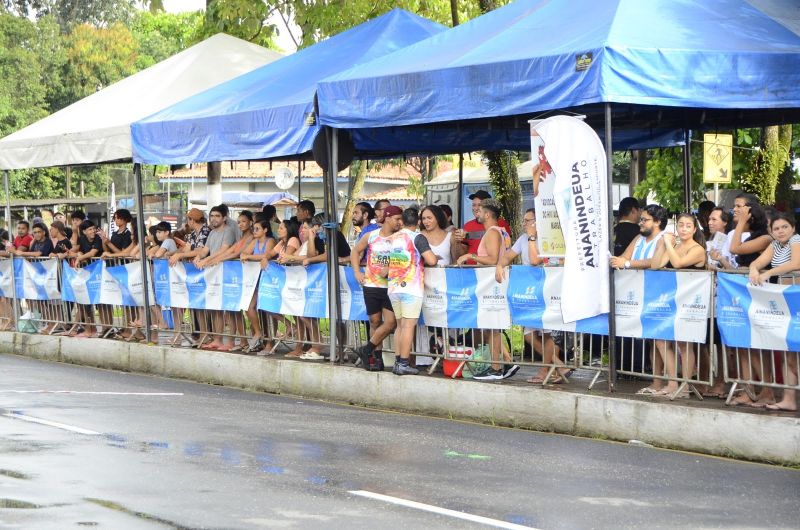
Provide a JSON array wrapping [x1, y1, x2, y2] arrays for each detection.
[[703, 134, 732, 184]]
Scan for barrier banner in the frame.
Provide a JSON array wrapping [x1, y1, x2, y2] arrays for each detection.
[[100, 261, 155, 307], [532, 115, 609, 323], [716, 273, 800, 351], [258, 263, 328, 318], [507, 266, 608, 334], [61, 260, 103, 304], [339, 266, 368, 321], [152, 259, 260, 310], [614, 269, 711, 343], [0, 259, 11, 297], [9, 258, 60, 300], [422, 267, 510, 330]]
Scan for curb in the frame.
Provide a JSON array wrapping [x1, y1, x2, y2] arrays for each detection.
[[3, 331, 799, 465]]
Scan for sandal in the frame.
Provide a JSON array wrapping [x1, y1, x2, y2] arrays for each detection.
[[635, 387, 660, 395]]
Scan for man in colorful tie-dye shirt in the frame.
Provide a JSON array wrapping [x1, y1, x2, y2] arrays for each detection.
[[351, 206, 404, 371], [387, 208, 438, 375]]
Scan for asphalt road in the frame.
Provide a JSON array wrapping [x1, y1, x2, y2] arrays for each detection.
[[0, 353, 798, 530]]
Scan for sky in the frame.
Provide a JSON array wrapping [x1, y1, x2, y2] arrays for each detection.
[[162, 0, 298, 53]]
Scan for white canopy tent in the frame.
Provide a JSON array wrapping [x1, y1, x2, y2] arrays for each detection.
[[0, 33, 282, 170]]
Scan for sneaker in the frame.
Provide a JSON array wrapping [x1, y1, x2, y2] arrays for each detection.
[[394, 363, 419, 376], [473, 368, 504, 381], [356, 344, 373, 370], [502, 364, 520, 379], [300, 352, 326, 360]]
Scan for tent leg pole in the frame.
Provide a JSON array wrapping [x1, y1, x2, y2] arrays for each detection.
[[456, 154, 464, 226], [683, 129, 692, 212], [324, 128, 342, 364], [133, 163, 153, 337], [4, 170, 19, 328], [605, 104, 617, 392]]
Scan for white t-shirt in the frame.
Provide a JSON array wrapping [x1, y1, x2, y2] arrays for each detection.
[[511, 235, 534, 265], [723, 230, 750, 269]]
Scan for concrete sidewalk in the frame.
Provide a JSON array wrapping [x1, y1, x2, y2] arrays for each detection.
[[2, 331, 798, 465]]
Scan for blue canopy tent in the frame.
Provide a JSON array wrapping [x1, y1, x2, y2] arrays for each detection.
[[314, 0, 800, 387], [130, 9, 445, 165], [318, 0, 800, 147], [131, 9, 445, 362]]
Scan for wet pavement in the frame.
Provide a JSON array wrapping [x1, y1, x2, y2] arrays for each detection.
[[0, 353, 798, 529]]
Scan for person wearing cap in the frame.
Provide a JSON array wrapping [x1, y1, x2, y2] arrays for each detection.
[[386, 207, 438, 375], [169, 208, 210, 266], [456, 198, 517, 381], [351, 204, 403, 371], [454, 190, 511, 261]]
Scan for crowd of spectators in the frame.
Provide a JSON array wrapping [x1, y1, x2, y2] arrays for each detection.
[[0, 191, 797, 410]]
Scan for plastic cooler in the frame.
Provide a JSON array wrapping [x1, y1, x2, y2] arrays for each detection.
[[443, 347, 473, 378]]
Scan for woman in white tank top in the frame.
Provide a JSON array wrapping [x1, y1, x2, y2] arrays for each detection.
[[420, 205, 465, 266]]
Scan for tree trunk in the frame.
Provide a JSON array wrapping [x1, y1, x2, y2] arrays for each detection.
[[486, 151, 522, 239], [450, 0, 459, 26], [340, 159, 368, 236], [741, 126, 787, 205]]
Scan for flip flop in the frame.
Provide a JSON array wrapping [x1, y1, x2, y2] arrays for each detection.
[[635, 387, 660, 395], [765, 403, 797, 412]]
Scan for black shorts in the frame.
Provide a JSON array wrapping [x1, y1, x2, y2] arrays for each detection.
[[362, 286, 393, 316]]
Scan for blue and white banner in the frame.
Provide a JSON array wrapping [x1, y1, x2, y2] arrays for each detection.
[[716, 273, 800, 351], [339, 266, 368, 321], [422, 267, 510, 330], [0, 258, 60, 300], [152, 259, 260, 311], [0, 259, 11, 297], [100, 261, 155, 307], [258, 263, 328, 318], [507, 266, 608, 334], [614, 269, 711, 343], [61, 259, 103, 305]]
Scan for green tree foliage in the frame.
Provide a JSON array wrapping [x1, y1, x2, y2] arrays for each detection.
[[196, 0, 277, 48], [2, 0, 135, 30], [634, 146, 704, 212], [738, 125, 792, 205], [131, 10, 203, 69]]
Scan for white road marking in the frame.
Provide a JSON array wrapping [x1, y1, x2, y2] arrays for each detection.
[[349, 490, 539, 529], [2, 412, 102, 435], [0, 390, 183, 396]]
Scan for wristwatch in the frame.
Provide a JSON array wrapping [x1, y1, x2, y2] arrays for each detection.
[[528, 236, 537, 242], [624, 260, 631, 269]]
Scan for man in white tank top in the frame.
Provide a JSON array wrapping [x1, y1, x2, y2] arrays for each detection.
[[610, 204, 668, 270]]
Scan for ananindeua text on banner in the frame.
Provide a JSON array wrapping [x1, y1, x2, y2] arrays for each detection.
[[531, 116, 609, 323]]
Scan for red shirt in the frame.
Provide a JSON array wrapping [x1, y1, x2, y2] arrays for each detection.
[[13, 234, 33, 250], [462, 218, 511, 256]]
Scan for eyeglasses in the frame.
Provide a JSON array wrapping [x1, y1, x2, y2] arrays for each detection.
[[639, 217, 653, 224], [523, 218, 535, 223]]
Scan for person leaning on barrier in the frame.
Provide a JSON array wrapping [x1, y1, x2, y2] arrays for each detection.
[[454, 190, 511, 264], [646, 213, 707, 399], [729, 194, 771, 269], [304, 213, 351, 266], [10, 220, 33, 253], [495, 208, 567, 384], [385, 208, 438, 376], [747, 212, 800, 412], [169, 209, 210, 267], [610, 204, 668, 271], [455, 198, 517, 381], [351, 205, 403, 371], [707, 207, 732, 269], [49, 221, 72, 257], [12, 222, 52, 258], [240, 219, 277, 355]]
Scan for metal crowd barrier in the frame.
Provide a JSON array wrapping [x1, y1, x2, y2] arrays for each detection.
[[1, 255, 797, 410], [721, 271, 800, 406]]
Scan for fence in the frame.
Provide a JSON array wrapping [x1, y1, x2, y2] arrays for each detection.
[[0, 256, 797, 403]]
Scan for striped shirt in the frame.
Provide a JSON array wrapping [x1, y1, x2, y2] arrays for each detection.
[[770, 234, 800, 268], [631, 232, 663, 261]]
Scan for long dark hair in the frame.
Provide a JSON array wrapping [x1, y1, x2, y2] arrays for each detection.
[[255, 219, 274, 239], [281, 218, 300, 243], [421, 205, 447, 230], [676, 213, 706, 248]]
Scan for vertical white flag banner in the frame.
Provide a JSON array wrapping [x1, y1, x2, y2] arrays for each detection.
[[530, 128, 566, 257], [533, 116, 609, 323]]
